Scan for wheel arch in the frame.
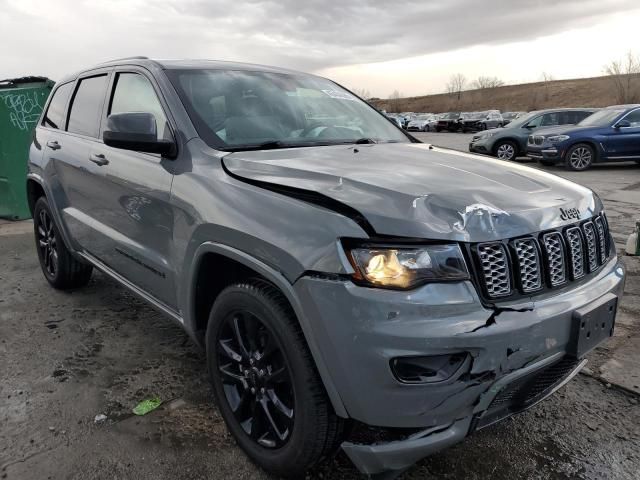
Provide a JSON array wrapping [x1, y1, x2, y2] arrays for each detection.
[[186, 241, 349, 418], [25, 173, 76, 254], [491, 137, 521, 155], [563, 140, 600, 162], [26, 177, 46, 215]]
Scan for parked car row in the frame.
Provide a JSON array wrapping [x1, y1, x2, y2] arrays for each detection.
[[468, 105, 640, 170], [385, 105, 639, 170], [386, 110, 527, 134]]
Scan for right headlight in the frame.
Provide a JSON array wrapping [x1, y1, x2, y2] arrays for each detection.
[[546, 135, 570, 144], [479, 132, 496, 140], [345, 243, 469, 289]]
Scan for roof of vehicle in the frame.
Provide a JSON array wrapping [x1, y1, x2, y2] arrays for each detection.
[[56, 56, 317, 84], [599, 104, 640, 110], [528, 107, 598, 114]]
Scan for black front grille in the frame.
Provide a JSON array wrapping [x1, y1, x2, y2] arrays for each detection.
[[472, 213, 611, 300]]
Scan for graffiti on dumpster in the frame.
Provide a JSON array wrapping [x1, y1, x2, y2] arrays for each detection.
[[0, 91, 45, 131]]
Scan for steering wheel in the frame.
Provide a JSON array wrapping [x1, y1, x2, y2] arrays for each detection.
[[299, 122, 328, 138]]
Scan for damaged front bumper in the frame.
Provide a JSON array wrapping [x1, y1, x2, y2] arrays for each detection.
[[341, 354, 587, 475], [293, 256, 625, 475]]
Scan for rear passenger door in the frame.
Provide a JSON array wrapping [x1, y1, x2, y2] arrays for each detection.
[[88, 68, 177, 308], [47, 72, 111, 251]]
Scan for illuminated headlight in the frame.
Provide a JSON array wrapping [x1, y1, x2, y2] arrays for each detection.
[[346, 244, 469, 289], [547, 135, 570, 143]]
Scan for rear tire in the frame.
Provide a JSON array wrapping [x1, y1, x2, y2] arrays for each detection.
[[565, 143, 594, 171], [33, 197, 92, 290], [494, 140, 518, 161], [206, 280, 345, 477]]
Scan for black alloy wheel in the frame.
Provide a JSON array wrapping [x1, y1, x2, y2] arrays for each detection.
[[33, 196, 92, 289], [206, 281, 346, 477], [36, 207, 58, 277], [217, 309, 295, 448]]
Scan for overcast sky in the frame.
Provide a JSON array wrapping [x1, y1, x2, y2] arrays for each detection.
[[2, 0, 639, 97]]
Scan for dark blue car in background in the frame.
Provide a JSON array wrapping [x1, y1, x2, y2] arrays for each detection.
[[527, 104, 640, 170]]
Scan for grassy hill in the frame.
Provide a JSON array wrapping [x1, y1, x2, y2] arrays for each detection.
[[370, 74, 640, 114]]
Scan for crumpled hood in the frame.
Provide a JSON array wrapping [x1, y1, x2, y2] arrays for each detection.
[[223, 143, 600, 242]]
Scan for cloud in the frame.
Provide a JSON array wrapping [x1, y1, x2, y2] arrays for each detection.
[[0, 0, 638, 82]]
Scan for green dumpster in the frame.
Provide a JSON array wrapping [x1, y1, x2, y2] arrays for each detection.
[[0, 76, 54, 220]]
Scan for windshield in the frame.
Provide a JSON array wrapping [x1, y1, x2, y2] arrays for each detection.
[[505, 111, 538, 128], [468, 112, 485, 120], [577, 108, 626, 127], [166, 69, 409, 150]]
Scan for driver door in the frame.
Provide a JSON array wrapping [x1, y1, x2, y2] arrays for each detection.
[[89, 69, 178, 309]]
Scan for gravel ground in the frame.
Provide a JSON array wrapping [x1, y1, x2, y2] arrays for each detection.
[[1, 141, 639, 479]]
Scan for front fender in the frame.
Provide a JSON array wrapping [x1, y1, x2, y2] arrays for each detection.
[[184, 241, 349, 418]]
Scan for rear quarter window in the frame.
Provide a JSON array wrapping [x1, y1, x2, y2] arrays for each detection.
[[42, 83, 73, 130], [67, 75, 109, 138]]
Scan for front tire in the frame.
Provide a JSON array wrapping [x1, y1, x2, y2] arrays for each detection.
[[565, 143, 594, 171], [206, 280, 345, 477], [494, 140, 518, 161], [33, 197, 92, 289]]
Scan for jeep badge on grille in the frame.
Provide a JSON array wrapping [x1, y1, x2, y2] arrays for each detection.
[[559, 207, 581, 221]]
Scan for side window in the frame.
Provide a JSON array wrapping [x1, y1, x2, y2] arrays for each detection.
[[42, 83, 73, 130], [559, 112, 572, 124], [622, 109, 640, 127], [541, 113, 559, 127], [109, 73, 170, 141], [576, 111, 592, 123], [525, 115, 542, 128], [67, 75, 109, 138]]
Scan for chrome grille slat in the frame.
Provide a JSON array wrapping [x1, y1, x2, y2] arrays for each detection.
[[513, 238, 542, 292], [594, 217, 607, 264], [582, 221, 598, 272], [565, 227, 585, 279], [542, 232, 566, 286], [477, 244, 511, 297]]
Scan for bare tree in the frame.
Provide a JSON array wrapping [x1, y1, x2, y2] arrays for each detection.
[[352, 87, 371, 100], [540, 72, 555, 101], [446, 74, 467, 100], [604, 51, 640, 103], [388, 90, 404, 112], [540, 72, 555, 83], [471, 76, 504, 90]]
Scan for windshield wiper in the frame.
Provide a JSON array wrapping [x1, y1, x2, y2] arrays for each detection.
[[223, 140, 335, 152]]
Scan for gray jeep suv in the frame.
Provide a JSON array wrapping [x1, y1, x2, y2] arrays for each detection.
[[28, 57, 625, 478]]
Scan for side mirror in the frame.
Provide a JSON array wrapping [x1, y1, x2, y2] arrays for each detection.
[[524, 124, 536, 129], [103, 112, 176, 157], [614, 119, 631, 129]]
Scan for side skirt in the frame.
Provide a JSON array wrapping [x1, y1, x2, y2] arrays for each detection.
[[78, 251, 184, 326]]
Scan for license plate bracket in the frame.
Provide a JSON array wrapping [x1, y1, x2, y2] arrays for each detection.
[[567, 293, 617, 358]]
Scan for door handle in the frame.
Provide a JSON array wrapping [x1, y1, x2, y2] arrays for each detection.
[[46, 140, 61, 150], [89, 153, 109, 166]]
